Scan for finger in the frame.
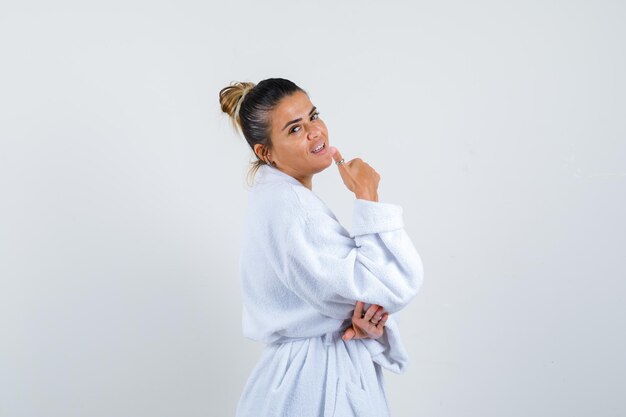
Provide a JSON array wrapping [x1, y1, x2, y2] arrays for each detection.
[[342, 327, 355, 341], [376, 313, 389, 330], [363, 304, 381, 322], [330, 146, 349, 171], [370, 307, 385, 324], [353, 301, 364, 320], [360, 303, 375, 320]]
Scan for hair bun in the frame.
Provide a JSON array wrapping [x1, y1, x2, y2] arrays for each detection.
[[219, 81, 256, 129]]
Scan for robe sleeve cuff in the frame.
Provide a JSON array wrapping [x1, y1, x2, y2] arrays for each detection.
[[350, 199, 404, 237], [359, 314, 409, 374]]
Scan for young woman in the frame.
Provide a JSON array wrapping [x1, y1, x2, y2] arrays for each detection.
[[219, 78, 424, 417]]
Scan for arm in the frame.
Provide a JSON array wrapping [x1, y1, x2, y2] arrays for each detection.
[[273, 197, 424, 320]]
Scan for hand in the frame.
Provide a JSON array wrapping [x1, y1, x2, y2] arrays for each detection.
[[330, 146, 380, 202], [342, 301, 389, 341]]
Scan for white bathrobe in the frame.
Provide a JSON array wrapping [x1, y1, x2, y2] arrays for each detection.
[[235, 164, 424, 417]]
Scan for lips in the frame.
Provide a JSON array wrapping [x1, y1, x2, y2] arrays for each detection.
[[311, 141, 326, 153]]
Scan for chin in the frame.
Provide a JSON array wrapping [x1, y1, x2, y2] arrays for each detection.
[[313, 156, 334, 173]]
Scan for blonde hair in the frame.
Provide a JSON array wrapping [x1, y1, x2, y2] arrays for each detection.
[[218, 78, 306, 183], [219, 81, 255, 135]]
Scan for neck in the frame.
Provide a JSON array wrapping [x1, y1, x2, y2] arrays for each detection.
[[271, 165, 313, 190], [296, 175, 313, 190]]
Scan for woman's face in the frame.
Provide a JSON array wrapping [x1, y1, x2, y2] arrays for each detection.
[[258, 90, 333, 184]]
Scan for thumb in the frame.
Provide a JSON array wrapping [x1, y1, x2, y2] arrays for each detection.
[[342, 327, 355, 341]]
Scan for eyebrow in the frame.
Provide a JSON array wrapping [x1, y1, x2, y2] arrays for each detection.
[[282, 106, 317, 131]]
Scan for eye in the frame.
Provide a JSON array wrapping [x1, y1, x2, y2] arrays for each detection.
[[288, 112, 320, 134]]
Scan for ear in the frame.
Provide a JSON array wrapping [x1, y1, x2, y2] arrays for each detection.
[[254, 143, 274, 164], [253, 143, 267, 161]]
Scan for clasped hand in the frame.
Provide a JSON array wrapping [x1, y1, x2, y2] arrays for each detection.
[[341, 301, 389, 342]]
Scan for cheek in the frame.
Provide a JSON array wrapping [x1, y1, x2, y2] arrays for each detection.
[[284, 141, 306, 160], [320, 121, 329, 135]]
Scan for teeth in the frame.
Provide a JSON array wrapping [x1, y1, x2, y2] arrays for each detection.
[[312, 143, 324, 153]]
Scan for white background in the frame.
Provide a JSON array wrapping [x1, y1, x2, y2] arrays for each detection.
[[1, 1, 624, 416]]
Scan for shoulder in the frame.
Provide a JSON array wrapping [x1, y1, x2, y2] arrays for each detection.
[[245, 182, 308, 235], [247, 181, 341, 234], [248, 181, 304, 213]]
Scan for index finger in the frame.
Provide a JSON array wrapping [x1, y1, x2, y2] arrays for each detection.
[[353, 300, 364, 319]]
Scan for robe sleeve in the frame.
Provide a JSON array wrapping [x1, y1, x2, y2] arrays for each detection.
[[273, 198, 424, 320], [360, 313, 411, 373]]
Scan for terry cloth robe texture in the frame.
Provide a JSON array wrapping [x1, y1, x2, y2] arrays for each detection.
[[235, 164, 424, 417]]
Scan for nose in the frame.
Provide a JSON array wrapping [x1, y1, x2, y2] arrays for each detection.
[[307, 124, 321, 140]]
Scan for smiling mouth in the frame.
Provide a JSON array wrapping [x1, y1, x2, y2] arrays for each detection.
[[311, 142, 326, 154]]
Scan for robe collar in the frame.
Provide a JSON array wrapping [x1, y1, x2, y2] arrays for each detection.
[[256, 164, 305, 187]]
